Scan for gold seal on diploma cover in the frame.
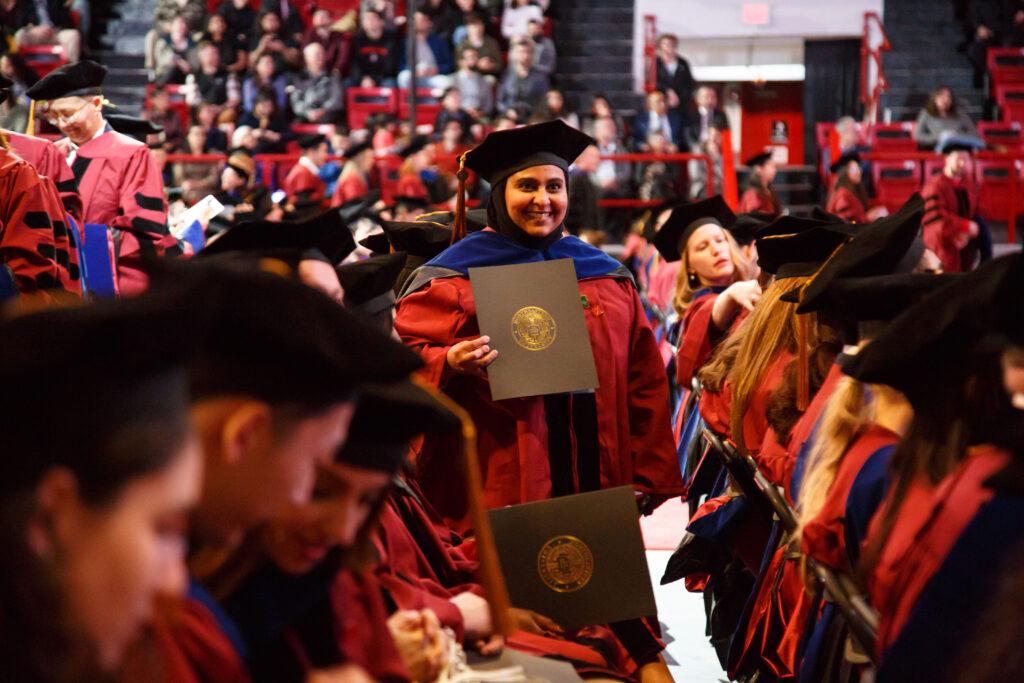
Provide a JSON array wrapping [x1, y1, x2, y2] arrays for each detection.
[[511, 306, 557, 351], [538, 535, 594, 593]]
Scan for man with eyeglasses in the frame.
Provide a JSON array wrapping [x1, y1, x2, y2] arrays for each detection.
[[26, 60, 185, 295]]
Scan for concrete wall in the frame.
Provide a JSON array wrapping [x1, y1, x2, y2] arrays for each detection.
[[633, 0, 884, 89]]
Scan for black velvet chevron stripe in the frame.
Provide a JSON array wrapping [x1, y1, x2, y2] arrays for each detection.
[[56, 178, 78, 193], [23, 211, 52, 229], [131, 216, 169, 235], [37, 243, 56, 259], [71, 156, 92, 182], [135, 192, 164, 212]]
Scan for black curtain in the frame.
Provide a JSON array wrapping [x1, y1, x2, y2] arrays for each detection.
[[803, 39, 863, 165]]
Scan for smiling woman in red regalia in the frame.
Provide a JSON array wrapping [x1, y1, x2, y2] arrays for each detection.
[[394, 119, 683, 527]]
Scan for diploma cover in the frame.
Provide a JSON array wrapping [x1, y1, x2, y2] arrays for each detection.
[[469, 258, 599, 401], [488, 486, 657, 629]]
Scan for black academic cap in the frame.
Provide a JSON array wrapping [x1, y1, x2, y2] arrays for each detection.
[[200, 207, 357, 265], [936, 135, 984, 155], [797, 194, 925, 315], [640, 199, 683, 242], [815, 272, 959, 335], [653, 195, 737, 262], [463, 119, 594, 186], [391, 194, 430, 211], [25, 59, 107, 100], [338, 190, 382, 225], [399, 134, 430, 158], [298, 133, 327, 150], [359, 231, 391, 255], [416, 207, 488, 232], [844, 254, 1022, 399], [336, 252, 406, 308], [729, 211, 773, 247], [147, 259, 423, 405], [755, 215, 856, 279], [105, 112, 164, 142], [829, 150, 862, 175], [744, 151, 773, 167], [810, 206, 845, 224], [335, 379, 459, 473], [0, 294, 192, 494], [344, 139, 373, 158], [382, 219, 452, 257]]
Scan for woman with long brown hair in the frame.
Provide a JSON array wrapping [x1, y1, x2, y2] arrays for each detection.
[[825, 151, 887, 224], [912, 85, 980, 150]]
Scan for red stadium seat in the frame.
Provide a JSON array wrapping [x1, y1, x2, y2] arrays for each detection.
[[995, 83, 1024, 123], [346, 87, 399, 131], [923, 155, 946, 180], [398, 88, 444, 129], [975, 158, 1021, 222], [291, 123, 337, 137], [867, 122, 916, 151], [872, 159, 921, 213], [988, 47, 1024, 96], [19, 45, 68, 77], [978, 121, 1024, 151]]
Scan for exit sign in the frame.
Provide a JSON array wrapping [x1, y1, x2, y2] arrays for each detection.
[[742, 2, 770, 25]]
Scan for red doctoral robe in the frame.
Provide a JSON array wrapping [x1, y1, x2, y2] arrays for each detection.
[[396, 172, 429, 200], [395, 273, 683, 529], [920, 172, 978, 273], [825, 184, 868, 224], [0, 147, 65, 297], [331, 169, 369, 206], [283, 161, 327, 210], [56, 128, 179, 295], [873, 445, 1009, 656], [330, 569, 414, 683], [738, 186, 781, 216]]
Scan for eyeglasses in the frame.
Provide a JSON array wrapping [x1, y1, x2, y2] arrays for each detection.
[[45, 99, 92, 126]]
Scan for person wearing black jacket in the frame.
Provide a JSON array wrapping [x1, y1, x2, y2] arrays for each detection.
[[348, 9, 400, 87], [655, 33, 695, 112], [8, 0, 81, 62]]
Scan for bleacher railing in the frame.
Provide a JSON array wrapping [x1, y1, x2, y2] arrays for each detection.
[[861, 11, 891, 126]]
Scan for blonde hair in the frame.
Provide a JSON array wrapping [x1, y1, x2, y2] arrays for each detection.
[[671, 226, 757, 316], [698, 275, 810, 453]]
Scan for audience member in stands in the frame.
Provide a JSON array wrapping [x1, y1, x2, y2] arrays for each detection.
[[192, 42, 238, 107], [194, 101, 229, 151], [175, 125, 221, 204], [1008, 5, 1024, 46], [738, 151, 781, 215], [154, 0, 205, 32], [633, 89, 684, 151], [284, 133, 330, 211], [203, 13, 247, 74], [152, 14, 196, 85], [0, 52, 37, 131], [825, 151, 887, 223], [534, 88, 579, 128], [211, 150, 279, 231], [913, 85, 980, 150], [455, 12, 503, 77], [363, 0, 405, 31], [7, 0, 82, 63], [967, 0, 1013, 86], [434, 118, 471, 166], [527, 17, 556, 76], [637, 130, 680, 201], [349, 8, 400, 87], [303, 8, 352, 76], [144, 85, 186, 152], [332, 139, 375, 205], [217, 0, 258, 51], [493, 113, 517, 130], [566, 144, 602, 239], [452, 47, 494, 118], [592, 115, 633, 238], [582, 92, 626, 138], [398, 10, 456, 89], [501, 0, 544, 39], [238, 89, 290, 153], [260, 0, 306, 43], [496, 38, 550, 120], [922, 138, 991, 272], [684, 85, 729, 149], [451, 0, 485, 46], [655, 33, 696, 111], [433, 87, 475, 135], [688, 125, 724, 199], [423, 0, 463, 45], [291, 43, 345, 123], [242, 53, 289, 115], [249, 9, 302, 72]]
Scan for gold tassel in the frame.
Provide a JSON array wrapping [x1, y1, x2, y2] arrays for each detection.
[[796, 313, 810, 412], [25, 99, 35, 136], [411, 376, 514, 636], [450, 152, 468, 245]]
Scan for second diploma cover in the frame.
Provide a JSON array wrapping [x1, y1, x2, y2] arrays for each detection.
[[469, 258, 599, 401]]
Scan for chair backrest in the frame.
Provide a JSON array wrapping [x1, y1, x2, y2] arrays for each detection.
[[18, 45, 68, 77], [988, 47, 1024, 90], [290, 123, 337, 137], [922, 156, 946, 180], [872, 159, 922, 212], [867, 122, 916, 151], [346, 87, 399, 131], [398, 88, 444, 128], [978, 120, 1024, 150]]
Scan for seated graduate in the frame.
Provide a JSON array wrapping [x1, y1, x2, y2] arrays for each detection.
[[651, 195, 761, 388], [843, 254, 1024, 681], [395, 119, 682, 525], [825, 151, 887, 224], [737, 152, 781, 217], [125, 260, 422, 681], [0, 296, 202, 679]]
